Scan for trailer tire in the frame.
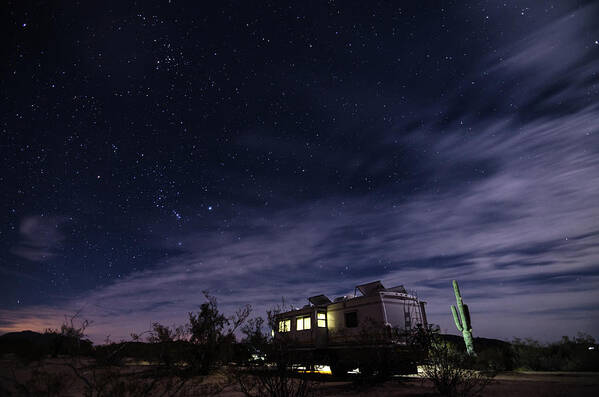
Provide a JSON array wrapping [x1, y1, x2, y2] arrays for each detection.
[[330, 361, 348, 377]]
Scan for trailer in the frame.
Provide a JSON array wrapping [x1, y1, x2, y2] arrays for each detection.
[[273, 280, 428, 376]]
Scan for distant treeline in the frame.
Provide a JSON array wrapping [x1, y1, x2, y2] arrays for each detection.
[[0, 330, 252, 368], [1, 329, 597, 372], [0, 330, 93, 361], [440, 333, 599, 372]]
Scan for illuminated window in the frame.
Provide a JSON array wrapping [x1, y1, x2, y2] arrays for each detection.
[[296, 315, 311, 331], [317, 312, 326, 328], [278, 319, 291, 332]]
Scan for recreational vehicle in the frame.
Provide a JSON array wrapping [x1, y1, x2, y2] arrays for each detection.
[[274, 280, 428, 375]]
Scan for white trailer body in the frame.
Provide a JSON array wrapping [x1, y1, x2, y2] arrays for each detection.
[[275, 281, 427, 348]]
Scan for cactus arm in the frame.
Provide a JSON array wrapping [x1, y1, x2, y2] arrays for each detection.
[[451, 305, 463, 331], [463, 304, 472, 330], [457, 300, 469, 329], [452, 280, 461, 299]]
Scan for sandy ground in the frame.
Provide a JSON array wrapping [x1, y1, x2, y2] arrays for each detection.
[[218, 371, 599, 397], [1, 358, 598, 396]]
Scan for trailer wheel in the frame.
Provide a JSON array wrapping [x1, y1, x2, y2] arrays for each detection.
[[330, 361, 348, 377]]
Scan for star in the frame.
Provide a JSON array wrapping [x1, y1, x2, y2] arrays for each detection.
[[4, 0, 598, 346]]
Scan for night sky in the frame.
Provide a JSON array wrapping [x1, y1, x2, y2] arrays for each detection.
[[2, 1, 598, 343]]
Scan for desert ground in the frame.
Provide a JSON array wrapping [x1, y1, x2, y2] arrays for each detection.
[[2, 357, 598, 397], [308, 372, 599, 397]]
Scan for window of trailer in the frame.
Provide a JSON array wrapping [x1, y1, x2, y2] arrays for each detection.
[[344, 311, 358, 328], [296, 315, 311, 330], [317, 312, 326, 328], [278, 319, 291, 332]]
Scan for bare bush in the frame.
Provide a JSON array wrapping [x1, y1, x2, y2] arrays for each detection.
[[422, 339, 493, 397], [232, 304, 318, 397], [186, 292, 251, 375], [233, 366, 317, 397], [147, 322, 188, 344], [43, 310, 93, 357]]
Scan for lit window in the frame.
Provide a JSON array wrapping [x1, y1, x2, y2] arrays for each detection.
[[317, 312, 326, 328], [296, 315, 311, 331], [278, 319, 290, 332]]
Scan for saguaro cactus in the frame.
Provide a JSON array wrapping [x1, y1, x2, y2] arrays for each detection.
[[450, 280, 475, 355]]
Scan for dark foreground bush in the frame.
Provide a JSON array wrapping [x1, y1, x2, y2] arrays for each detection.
[[408, 327, 494, 397], [423, 340, 494, 397], [232, 305, 318, 397]]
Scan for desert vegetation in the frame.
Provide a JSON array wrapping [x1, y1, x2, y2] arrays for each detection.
[[0, 295, 321, 397], [0, 297, 597, 396]]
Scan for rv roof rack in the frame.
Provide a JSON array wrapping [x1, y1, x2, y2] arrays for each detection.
[[356, 280, 385, 296], [386, 285, 407, 294], [308, 294, 332, 306]]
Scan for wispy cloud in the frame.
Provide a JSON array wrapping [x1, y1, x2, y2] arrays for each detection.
[[11, 216, 67, 262], [2, 4, 598, 343]]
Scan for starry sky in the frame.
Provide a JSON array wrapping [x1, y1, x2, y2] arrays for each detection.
[[1, 1, 599, 343]]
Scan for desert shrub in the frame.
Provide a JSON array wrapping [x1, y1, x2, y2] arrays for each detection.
[[1, 296, 253, 396], [0, 313, 93, 364], [405, 323, 441, 364], [240, 317, 269, 364], [411, 327, 493, 397], [511, 333, 599, 371], [232, 306, 318, 397], [233, 334, 317, 397], [511, 337, 546, 370], [0, 363, 73, 397], [137, 322, 189, 368], [423, 340, 493, 397], [185, 293, 251, 375], [45, 312, 94, 357], [408, 328, 514, 373], [473, 346, 514, 372], [233, 366, 317, 397], [147, 322, 188, 344]]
